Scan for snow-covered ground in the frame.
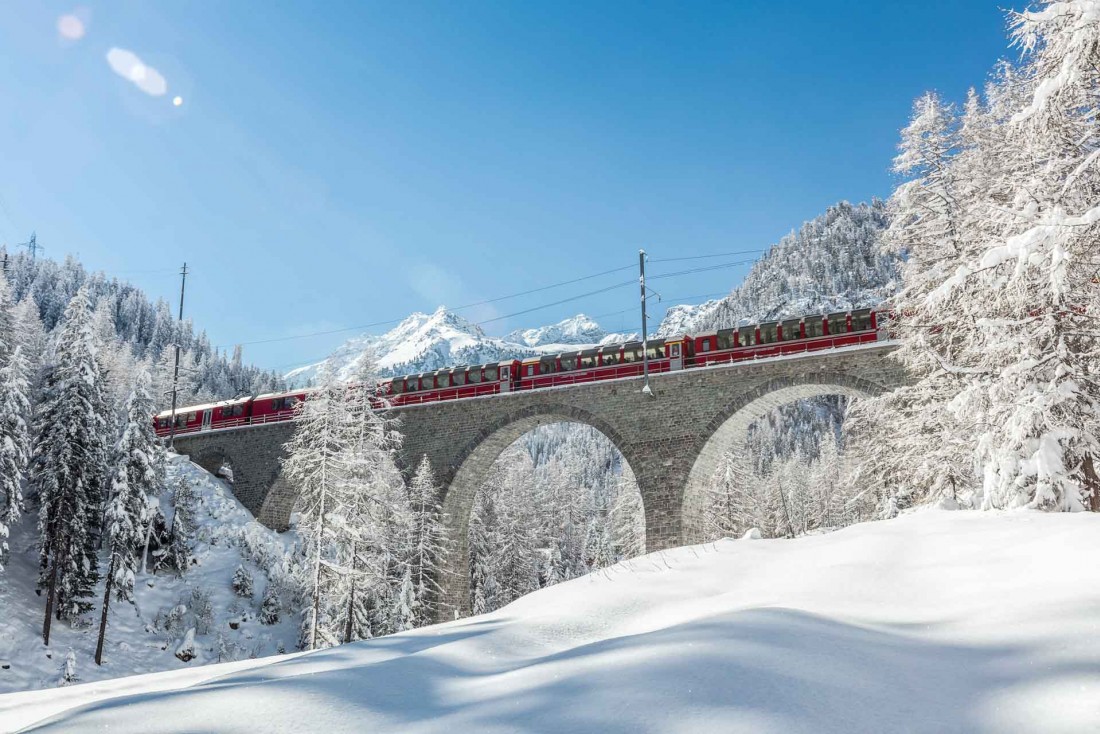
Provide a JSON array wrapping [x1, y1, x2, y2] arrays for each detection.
[[6, 509, 1099, 733], [0, 456, 300, 699]]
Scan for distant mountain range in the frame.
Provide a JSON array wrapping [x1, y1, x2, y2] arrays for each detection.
[[285, 309, 635, 386], [286, 200, 899, 387]]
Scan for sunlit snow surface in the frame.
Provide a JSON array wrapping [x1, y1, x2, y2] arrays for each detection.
[[5, 510, 1100, 733]]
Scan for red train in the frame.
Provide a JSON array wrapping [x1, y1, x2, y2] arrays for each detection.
[[155, 307, 887, 437]]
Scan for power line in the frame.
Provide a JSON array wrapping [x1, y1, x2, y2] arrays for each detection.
[[648, 249, 763, 263], [473, 279, 635, 327]]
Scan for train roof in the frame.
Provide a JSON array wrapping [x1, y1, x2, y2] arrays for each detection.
[[155, 396, 246, 419]]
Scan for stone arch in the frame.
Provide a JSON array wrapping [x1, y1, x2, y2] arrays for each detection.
[[436, 403, 642, 618], [680, 373, 889, 544], [188, 445, 242, 487]]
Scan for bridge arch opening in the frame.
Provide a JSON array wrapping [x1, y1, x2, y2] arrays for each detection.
[[438, 407, 646, 618], [681, 375, 885, 544]]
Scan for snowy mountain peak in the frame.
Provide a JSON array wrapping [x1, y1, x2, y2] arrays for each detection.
[[505, 313, 606, 347]]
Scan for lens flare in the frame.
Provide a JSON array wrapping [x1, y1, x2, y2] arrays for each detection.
[[57, 14, 85, 40]]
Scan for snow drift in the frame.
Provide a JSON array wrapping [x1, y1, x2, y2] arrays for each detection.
[[5, 510, 1100, 733]]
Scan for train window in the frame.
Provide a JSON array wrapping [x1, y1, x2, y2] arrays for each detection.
[[738, 326, 754, 347], [435, 374, 449, 389], [700, 339, 711, 353], [717, 329, 735, 350], [646, 344, 665, 359], [601, 350, 619, 365], [453, 371, 466, 386], [158, 418, 170, 428], [852, 309, 873, 331], [404, 378, 416, 392], [526, 364, 536, 377], [827, 312, 848, 335], [484, 365, 498, 381], [540, 357, 557, 374], [781, 319, 802, 341], [758, 323, 778, 344], [623, 348, 641, 363], [805, 317, 825, 338], [580, 354, 596, 369], [423, 375, 437, 390], [561, 356, 577, 371], [468, 369, 481, 384], [391, 379, 404, 394]]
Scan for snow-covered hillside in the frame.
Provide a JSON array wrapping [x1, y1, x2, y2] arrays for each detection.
[[657, 200, 897, 337], [0, 456, 299, 697], [286, 308, 634, 386], [7, 509, 1100, 733]]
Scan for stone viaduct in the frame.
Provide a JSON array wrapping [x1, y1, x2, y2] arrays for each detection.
[[173, 342, 905, 617]]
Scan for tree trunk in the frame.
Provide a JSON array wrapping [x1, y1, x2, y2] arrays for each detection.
[[1084, 454, 1100, 512], [342, 547, 356, 645], [95, 556, 116, 665], [42, 551, 59, 646]]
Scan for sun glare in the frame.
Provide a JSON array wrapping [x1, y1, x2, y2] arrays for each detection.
[[57, 14, 85, 40]]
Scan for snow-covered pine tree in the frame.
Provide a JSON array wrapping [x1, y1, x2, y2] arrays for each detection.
[[165, 475, 198, 573], [334, 359, 408, 641], [960, 1, 1100, 511], [468, 488, 501, 615], [407, 455, 450, 627], [0, 347, 31, 571], [283, 370, 352, 650], [95, 368, 162, 665], [0, 273, 16, 368], [232, 565, 255, 599], [34, 287, 111, 643]]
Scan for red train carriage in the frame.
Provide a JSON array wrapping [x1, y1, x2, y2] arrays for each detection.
[[386, 360, 521, 406], [250, 390, 309, 424], [154, 395, 253, 437], [516, 336, 689, 390], [691, 307, 880, 367]]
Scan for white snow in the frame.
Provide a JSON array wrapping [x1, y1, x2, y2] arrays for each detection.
[[6, 509, 1100, 733]]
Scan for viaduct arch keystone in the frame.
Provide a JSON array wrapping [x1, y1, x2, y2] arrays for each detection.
[[172, 342, 906, 618]]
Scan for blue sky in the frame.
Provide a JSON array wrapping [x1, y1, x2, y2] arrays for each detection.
[[1, 2, 1014, 371]]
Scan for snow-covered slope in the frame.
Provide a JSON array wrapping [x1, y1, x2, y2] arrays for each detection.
[[285, 308, 634, 386], [9, 510, 1100, 733], [0, 456, 299, 698]]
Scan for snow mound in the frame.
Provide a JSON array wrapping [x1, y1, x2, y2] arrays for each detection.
[[6, 510, 1100, 733]]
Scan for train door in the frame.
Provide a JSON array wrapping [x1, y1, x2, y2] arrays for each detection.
[[669, 340, 683, 371], [499, 364, 511, 393], [201, 409, 213, 431]]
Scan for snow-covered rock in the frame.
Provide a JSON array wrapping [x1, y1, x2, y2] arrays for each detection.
[[7, 510, 1100, 733]]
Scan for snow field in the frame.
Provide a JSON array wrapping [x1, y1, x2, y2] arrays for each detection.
[[6, 509, 1099, 733]]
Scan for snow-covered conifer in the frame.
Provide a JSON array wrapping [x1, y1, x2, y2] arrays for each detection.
[[34, 287, 110, 642], [96, 368, 163, 664], [0, 347, 31, 570]]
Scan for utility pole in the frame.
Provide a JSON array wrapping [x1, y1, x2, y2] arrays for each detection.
[[18, 232, 42, 260], [639, 249, 652, 396], [167, 262, 189, 449]]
